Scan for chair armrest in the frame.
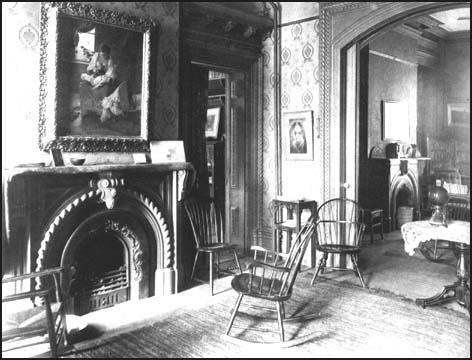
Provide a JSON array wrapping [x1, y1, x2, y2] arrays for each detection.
[[2, 267, 64, 284], [247, 260, 290, 274], [2, 288, 52, 303], [250, 246, 287, 263]]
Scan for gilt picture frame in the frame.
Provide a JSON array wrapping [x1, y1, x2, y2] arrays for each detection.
[[282, 110, 313, 161], [38, 2, 158, 152]]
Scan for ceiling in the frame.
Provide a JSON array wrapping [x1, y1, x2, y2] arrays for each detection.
[[429, 8, 470, 33]]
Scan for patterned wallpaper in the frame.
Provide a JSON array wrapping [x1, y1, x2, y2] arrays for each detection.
[[2, 2, 179, 167], [2, 2, 42, 167], [260, 5, 320, 247], [280, 18, 321, 201]]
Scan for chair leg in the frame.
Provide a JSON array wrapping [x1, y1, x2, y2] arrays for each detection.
[[44, 295, 58, 357], [226, 293, 243, 335], [280, 301, 286, 320], [311, 252, 328, 286], [209, 252, 214, 295], [370, 219, 374, 244], [350, 254, 366, 288], [61, 306, 70, 347], [190, 250, 200, 282], [276, 301, 285, 342], [380, 215, 384, 241], [216, 252, 220, 278], [232, 249, 242, 274]]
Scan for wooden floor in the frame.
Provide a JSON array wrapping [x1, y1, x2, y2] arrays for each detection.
[[68, 230, 468, 340], [3, 231, 469, 357]]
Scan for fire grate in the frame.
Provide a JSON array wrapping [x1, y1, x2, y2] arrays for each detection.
[[73, 266, 130, 315]]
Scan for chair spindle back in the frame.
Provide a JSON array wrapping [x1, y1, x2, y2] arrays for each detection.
[[248, 215, 316, 298], [316, 198, 366, 248], [184, 198, 224, 249]]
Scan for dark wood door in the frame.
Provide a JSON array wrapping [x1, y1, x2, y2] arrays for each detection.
[[225, 71, 247, 251]]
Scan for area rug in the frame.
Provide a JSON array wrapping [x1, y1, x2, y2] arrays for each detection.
[[63, 273, 470, 358]]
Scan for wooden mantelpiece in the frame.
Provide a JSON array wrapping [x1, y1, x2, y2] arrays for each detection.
[[2, 162, 194, 311], [4, 162, 194, 178]]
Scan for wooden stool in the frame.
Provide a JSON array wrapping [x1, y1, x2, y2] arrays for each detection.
[[366, 209, 384, 243]]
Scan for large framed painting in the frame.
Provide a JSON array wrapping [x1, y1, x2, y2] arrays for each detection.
[[39, 2, 158, 152], [282, 110, 314, 161]]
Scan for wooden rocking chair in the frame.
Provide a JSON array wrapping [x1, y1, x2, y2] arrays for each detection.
[[224, 214, 317, 345]]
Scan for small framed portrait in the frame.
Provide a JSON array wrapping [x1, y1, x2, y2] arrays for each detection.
[[206, 107, 220, 139], [447, 103, 470, 128], [282, 110, 313, 161]]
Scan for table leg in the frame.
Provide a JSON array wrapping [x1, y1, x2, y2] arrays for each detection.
[[416, 243, 470, 313]]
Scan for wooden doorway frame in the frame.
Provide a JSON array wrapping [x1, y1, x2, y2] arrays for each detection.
[[319, 2, 467, 205], [181, 55, 264, 254]]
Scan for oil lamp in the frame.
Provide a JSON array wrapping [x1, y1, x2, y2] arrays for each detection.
[[428, 179, 449, 226]]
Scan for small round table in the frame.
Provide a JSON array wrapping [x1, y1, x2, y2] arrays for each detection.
[[401, 220, 470, 313]]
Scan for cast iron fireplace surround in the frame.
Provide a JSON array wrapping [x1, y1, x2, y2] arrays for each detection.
[[2, 163, 193, 315]]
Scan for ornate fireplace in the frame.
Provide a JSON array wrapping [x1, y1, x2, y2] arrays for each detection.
[[365, 158, 430, 231], [2, 163, 193, 315]]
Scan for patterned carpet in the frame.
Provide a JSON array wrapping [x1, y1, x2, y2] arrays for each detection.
[[63, 271, 470, 358]]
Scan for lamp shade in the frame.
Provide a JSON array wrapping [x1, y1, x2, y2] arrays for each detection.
[[428, 184, 449, 206]]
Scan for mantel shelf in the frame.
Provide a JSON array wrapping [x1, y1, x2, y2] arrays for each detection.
[[3, 162, 194, 181]]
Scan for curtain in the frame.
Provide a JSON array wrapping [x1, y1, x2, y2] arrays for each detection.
[[180, 58, 210, 198]]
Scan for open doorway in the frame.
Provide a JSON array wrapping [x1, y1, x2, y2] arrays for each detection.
[[205, 70, 227, 211], [180, 61, 250, 256], [337, 4, 470, 234]]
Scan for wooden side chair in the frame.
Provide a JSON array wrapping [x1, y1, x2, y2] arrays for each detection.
[[183, 197, 242, 295], [224, 215, 317, 345], [310, 198, 367, 288], [2, 267, 69, 358]]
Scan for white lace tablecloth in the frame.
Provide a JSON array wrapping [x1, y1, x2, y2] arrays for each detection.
[[401, 220, 470, 256]]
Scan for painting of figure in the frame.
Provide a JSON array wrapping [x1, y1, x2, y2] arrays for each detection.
[[58, 17, 143, 137], [283, 110, 313, 160], [289, 120, 307, 154]]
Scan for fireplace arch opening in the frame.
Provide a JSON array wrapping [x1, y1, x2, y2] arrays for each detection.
[[69, 228, 130, 315], [396, 183, 415, 208], [35, 187, 175, 315], [389, 171, 418, 230]]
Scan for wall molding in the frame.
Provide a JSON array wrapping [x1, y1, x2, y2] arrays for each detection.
[[279, 15, 319, 28], [369, 49, 418, 67]]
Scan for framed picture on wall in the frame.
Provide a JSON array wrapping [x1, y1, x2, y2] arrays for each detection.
[[206, 107, 220, 138], [382, 100, 409, 141], [282, 110, 313, 161], [38, 2, 157, 152], [447, 103, 470, 128]]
